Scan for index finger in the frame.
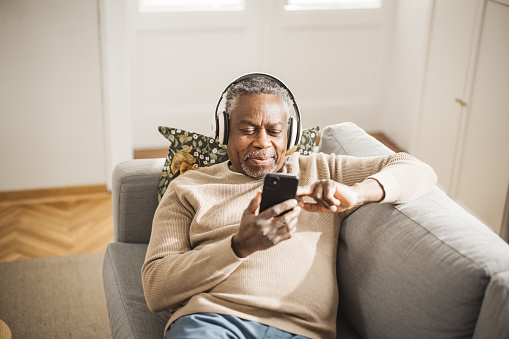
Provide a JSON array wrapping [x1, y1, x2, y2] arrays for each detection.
[[260, 199, 299, 219], [296, 185, 313, 197]]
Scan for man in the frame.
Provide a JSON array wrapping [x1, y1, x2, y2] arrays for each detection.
[[142, 75, 437, 338]]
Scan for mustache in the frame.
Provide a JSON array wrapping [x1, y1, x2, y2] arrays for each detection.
[[243, 150, 278, 161]]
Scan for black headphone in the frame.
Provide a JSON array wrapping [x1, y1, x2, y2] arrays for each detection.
[[214, 72, 302, 149]]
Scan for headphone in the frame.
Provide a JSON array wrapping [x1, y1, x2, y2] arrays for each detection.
[[214, 72, 302, 149]]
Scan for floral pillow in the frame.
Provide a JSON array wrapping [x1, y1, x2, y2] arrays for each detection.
[[286, 125, 320, 156], [157, 125, 321, 202]]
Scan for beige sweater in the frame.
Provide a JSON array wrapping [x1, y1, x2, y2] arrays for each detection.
[[142, 152, 436, 338]]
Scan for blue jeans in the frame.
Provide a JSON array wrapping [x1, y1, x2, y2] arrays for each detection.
[[166, 313, 310, 339]]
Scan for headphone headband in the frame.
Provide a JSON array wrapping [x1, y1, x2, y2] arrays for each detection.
[[214, 72, 302, 147]]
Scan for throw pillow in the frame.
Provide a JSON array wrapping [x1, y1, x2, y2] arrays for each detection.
[[286, 125, 320, 156], [157, 125, 321, 202], [157, 127, 229, 201]]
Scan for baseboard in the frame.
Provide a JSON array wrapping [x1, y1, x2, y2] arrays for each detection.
[[0, 184, 108, 202]]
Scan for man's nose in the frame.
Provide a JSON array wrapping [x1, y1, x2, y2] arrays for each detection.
[[253, 129, 272, 148]]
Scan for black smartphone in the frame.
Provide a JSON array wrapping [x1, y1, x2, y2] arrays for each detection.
[[259, 173, 300, 214]]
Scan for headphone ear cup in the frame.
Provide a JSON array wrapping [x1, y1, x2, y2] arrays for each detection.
[[216, 111, 229, 145], [287, 117, 297, 150], [223, 112, 229, 145]]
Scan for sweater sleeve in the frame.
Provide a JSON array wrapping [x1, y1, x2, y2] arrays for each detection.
[[141, 186, 245, 313], [366, 152, 437, 204], [323, 152, 437, 204]]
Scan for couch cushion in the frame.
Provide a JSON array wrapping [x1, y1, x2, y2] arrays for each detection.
[[336, 308, 362, 339], [473, 270, 509, 338], [322, 122, 509, 338], [339, 189, 509, 338], [103, 243, 169, 339]]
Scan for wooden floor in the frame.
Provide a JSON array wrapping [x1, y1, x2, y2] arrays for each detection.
[[0, 187, 113, 263], [0, 132, 402, 263]]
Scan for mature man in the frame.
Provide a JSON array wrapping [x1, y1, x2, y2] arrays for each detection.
[[142, 74, 437, 339]]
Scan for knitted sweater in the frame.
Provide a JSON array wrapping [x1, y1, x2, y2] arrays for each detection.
[[142, 152, 437, 338]]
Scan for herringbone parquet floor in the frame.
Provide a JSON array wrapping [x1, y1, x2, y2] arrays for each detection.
[[0, 190, 113, 263]]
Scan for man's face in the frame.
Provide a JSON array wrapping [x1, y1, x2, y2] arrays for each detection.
[[227, 93, 288, 179]]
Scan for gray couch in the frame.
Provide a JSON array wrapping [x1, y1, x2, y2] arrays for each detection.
[[103, 122, 509, 339]]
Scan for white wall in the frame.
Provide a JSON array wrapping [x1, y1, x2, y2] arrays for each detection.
[[0, 0, 106, 191], [129, 0, 396, 150], [379, 0, 433, 151], [0, 0, 432, 192]]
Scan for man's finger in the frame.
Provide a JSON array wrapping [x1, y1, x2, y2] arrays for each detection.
[[273, 218, 298, 241], [276, 206, 301, 226], [301, 201, 336, 213], [246, 191, 262, 215], [314, 184, 324, 203], [323, 183, 340, 206], [301, 202, 321, 213], [296, 185, 313, 197], [260, 199, 299, 219]]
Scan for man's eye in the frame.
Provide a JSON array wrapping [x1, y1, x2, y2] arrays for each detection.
[[241, 129, 255, 134], [269, 130, 283, 136]]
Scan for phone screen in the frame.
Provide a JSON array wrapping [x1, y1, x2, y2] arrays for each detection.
[[259, 173, 299, 214]]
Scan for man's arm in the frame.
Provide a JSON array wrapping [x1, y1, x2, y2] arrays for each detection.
[[296, 178, 384, 213], [296, 152, 437, 213], [141, 190, 245, 313]]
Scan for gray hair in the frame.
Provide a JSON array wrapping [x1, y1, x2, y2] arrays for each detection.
[[225, 76, 293, 116]]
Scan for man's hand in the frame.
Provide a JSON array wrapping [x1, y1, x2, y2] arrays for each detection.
[[232, 191, 301, 258], [297, 178, 385, 213]]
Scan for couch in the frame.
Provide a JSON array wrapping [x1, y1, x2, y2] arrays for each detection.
[[103, 122, 509, 339]]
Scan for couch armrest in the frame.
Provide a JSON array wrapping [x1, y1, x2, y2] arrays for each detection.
[[112, 158, 165, 244], [324, 123, 509, 338]]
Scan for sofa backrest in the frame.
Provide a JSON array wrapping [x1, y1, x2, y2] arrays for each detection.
[[112, 158, 164, 243], [319, 123, 509, 339]]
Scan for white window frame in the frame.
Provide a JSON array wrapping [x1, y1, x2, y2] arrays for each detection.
[[284, 0, 383, 11], [138, 0, 245, 13]]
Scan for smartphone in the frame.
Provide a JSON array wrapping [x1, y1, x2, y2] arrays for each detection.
[[259, 173, 299, 214]]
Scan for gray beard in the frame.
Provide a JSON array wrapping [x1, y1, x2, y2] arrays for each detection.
[[241, 150, 278, 179]]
